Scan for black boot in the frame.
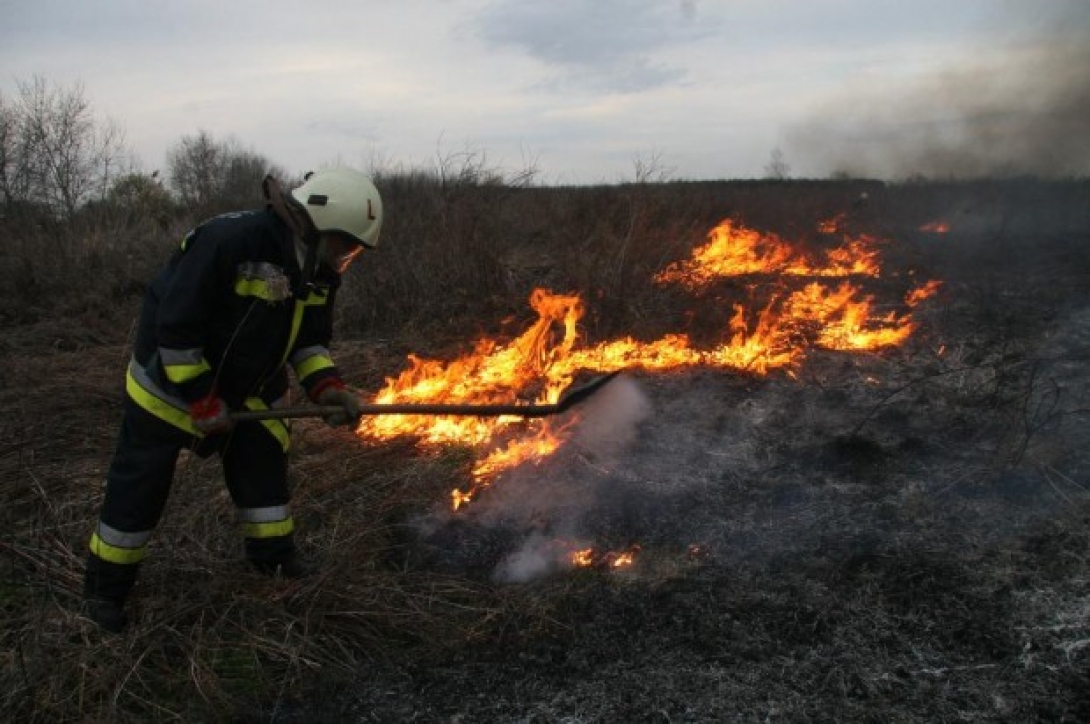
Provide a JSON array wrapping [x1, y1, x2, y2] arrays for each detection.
[[251, 553, 313, 579], [83, 597, 128, 633], [84, 553, 137, 633], [245, 534, 311, 579]]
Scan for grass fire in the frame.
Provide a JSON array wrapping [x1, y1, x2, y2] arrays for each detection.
[[3, 177, 1088, 722], [355, 215, 939, 512]]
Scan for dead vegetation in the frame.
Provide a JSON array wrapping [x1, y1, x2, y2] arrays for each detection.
[[2, 177, 1089, 721]]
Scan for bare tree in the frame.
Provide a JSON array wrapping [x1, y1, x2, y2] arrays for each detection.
[[764, 146, 791, 180], [220, 146, 278, 205], [9, 75, 128, 218], [167, 130, 286, 211], [167, 130, 222, 208], [0, 91, 24, 206], [632, 149, 674, 184], [104, 170, 177, 225]]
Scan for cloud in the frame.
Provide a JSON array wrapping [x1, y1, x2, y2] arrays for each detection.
[[475, 0, 713, 93], [7, 0, 1083, 182]]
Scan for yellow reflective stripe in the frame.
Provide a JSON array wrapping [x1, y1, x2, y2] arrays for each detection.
[[163, 359, 211, 384], [259, 418, 289, 452], [89, 531, 147, 564], [279, 290, 330, 373], [260, 419, 289, 451], [128, 364, 290, 448], [300, 290, 328, 307], [126, 366, 199, 436], [240, 518, 295, 539], [278, 300, 306, 370], [243, 397, 290, 452], [234, 277, 280, 301], [295, 354, 335, 382]]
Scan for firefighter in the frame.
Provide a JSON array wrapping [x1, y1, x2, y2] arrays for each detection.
[[82, 168, 382, 632]]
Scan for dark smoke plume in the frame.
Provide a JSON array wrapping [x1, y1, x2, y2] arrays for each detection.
[[789, 6, 1090, 179]]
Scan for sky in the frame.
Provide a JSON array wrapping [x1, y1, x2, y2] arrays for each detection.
[[2, 0, 1088, 184]]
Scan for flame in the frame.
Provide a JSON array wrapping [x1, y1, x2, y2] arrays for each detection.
[[570, 545, 640, 569], [818, 212, 846, 234], [906, 279, 942, 307], [919, 220, 950, 233], [653, 218, 880, 288], [355, 216, 940, 510], [358, 288, 582, 447], [571, 548, 594, 567], [607, 548, 639, 568]]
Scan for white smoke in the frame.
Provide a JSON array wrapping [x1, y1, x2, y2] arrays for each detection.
[[560, 373, 653, 464], [492, 531, 583, 583], [486, 375, 652, 583]]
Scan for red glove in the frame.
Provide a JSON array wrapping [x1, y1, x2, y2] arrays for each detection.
[[189, 394, 234, 435]]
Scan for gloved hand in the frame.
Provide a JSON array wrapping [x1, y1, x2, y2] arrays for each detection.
[[317, 384, 362, 427], [189, 394, 234, 435]]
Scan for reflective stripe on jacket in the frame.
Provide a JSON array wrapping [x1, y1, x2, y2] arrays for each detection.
[[125, 356, 292, 450], [129, 209, 342, 434]]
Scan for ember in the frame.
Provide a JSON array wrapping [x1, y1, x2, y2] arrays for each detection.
[[570, 545, 641, 570]]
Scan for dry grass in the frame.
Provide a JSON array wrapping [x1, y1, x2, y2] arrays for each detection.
[[2, 176, 1089, 721], [1, 385, 518, 721]]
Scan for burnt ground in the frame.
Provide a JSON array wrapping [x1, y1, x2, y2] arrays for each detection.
[[271, 227, 1090, 720]]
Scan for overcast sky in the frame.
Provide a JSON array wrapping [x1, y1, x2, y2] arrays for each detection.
[[3, 0, 1088, 183]]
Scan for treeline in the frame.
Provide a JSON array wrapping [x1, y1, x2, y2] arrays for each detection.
[[5, 76, 1087, 350], [0, 76, 547, 229], [0, 76, 568, 341], [0, 75, 298, 225]]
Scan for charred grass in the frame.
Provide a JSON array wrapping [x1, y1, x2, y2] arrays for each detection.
[[2, 177, 1089, 721]]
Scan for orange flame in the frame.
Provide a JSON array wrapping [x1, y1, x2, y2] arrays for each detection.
[[571, 548, 594, 567], [355, 216, 940, 509], [653, 218, 880, 288], [919, 220, 950, 233], [570, 545, 640, 569], [358, 288, 582, 447], [906, 279, 942, 307], [818, 212, 846, 234]]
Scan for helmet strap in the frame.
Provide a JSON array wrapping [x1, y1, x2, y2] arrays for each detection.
[[264, 174, 322, 286], [301, 234, 323, 287]]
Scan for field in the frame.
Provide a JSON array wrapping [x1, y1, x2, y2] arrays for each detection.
[[2, 178, 1088, 721]]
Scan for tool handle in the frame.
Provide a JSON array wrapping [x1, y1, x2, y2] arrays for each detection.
[[230, 402, 557, 422], [228, 371, 621, 422], [232, 405, 344, 422]]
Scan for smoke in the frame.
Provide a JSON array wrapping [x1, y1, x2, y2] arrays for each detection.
[[788, 5, 1090, 179], [492, 532, 566, 584], [476, 375, 652, 583]]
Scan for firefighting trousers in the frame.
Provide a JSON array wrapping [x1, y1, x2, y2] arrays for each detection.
[[84, 400, 295, 603]]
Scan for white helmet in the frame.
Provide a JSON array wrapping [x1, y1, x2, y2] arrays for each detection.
[[291, 168, 383, 248]]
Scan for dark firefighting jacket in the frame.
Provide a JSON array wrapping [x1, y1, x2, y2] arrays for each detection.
[[125, 208, 343, 450]]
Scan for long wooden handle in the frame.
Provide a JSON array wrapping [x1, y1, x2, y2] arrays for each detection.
[[229, 371, 621, 422], [231, 401, 561, 422]]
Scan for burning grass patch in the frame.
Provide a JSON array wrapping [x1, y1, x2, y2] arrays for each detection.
[[3, 179, 1089, 721]]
